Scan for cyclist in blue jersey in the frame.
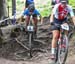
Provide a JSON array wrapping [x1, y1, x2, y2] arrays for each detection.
[[21, 4, 43, 35]]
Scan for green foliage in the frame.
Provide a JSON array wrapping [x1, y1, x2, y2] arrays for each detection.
[[7, 0, 75, 17], [69, 0, 75, 9], [40, 8, 51, 17], [36, 0, 52, 17]]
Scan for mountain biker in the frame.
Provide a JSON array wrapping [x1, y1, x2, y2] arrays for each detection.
[[21, 4, 43, 36], [25, 0, 34, 9], [50, 0, 75, 59]]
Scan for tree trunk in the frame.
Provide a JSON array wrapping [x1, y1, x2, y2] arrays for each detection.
[[12, 0, 16, 15], [0, 0, 7, 20]]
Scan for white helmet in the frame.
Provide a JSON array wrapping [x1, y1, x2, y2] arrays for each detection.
[[61, 0, 67, 3]]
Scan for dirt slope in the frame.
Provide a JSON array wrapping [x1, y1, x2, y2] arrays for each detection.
[[0, 17, 75, 64]]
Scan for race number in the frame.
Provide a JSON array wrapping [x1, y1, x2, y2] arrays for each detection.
[[61, 24, 69, 30], [27, 26, 34, 31]]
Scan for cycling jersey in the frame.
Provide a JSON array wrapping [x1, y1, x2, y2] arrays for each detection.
[[58, 4, 68, 20], [22, 9, 40, 16], [53, 3, 74, 20], [26, 0, 34, 4]]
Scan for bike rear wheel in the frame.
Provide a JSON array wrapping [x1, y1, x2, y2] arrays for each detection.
[[58, 35, 69, 64]]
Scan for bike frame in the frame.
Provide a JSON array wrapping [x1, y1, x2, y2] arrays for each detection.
[[26, 15, 35, 57], [56, 24, 69, 64]]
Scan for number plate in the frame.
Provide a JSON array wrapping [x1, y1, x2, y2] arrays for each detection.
[[61, 24, 69, 30], [27, 26, 34, 31]]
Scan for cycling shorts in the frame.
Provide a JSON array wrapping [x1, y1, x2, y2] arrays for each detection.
[[51, 18, 68, 30]]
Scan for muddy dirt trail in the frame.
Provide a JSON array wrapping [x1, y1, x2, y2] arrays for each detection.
[[0, 38, 75, 64], [0, 17, 75, 64]]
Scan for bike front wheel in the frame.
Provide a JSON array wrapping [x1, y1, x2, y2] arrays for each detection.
[[29, 33, 33, 57], [58, 35, 69, 64]]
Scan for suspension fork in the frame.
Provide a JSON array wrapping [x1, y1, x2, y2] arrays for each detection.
[[59, 29, 64, 42]]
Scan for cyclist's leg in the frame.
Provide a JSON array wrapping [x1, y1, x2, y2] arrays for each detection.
[[25, 16, 30, 30], [51, 25, 60, 59], [33, 16, 38, 34]]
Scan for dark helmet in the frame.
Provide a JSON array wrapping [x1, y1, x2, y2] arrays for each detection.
[[28, 4, 35, 12]]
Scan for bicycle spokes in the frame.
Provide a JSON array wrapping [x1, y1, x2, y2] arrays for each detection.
[[58, 35, 68, 64]]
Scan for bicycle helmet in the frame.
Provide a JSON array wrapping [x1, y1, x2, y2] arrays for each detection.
[[60, 0, 67, 4], [28, 4, 35, 12]]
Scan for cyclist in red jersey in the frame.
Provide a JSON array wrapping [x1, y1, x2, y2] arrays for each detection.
[[50, 0, 75, 60]]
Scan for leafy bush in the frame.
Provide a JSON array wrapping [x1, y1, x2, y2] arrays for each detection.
[[69, 0, 75, 9], [7, 0, 75, 17]]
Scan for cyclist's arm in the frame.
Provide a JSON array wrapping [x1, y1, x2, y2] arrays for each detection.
[[20, 15, 25, 22], [50, 8, 54, 23], [50, 12, 54, 24], [71, 16, 75, 26], [50, 4, 58, 23], [38, 14, 43, 24], [35, 9, 43, 24], [38, 14, 43, 25], [20, 10, 28, 23]]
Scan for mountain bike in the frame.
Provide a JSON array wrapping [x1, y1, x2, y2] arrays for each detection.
[[15, 14, 36, 57], [52, 23, 69, 64], [26, 14, 36, 57]]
